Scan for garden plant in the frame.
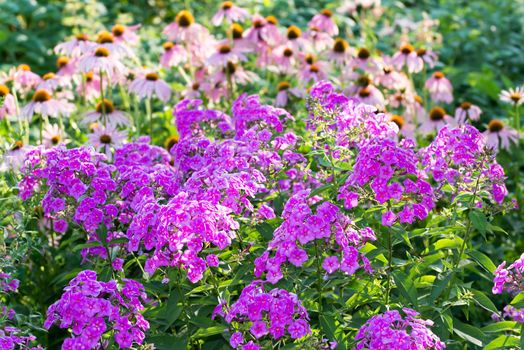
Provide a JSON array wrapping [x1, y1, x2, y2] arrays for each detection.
[[0, 0, 523, 349]]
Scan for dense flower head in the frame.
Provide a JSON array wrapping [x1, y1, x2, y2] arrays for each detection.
[[219, 281, 311, 347], [419, 125, 508, 205], [128, 192, 240, 283], [339, 137, 434, 225], [255, 190, 375, 283], [0, 327, 42, 350], [0, 273, 19, 294], [17, 146, 117, 239], [44, 270, 149, 349], [354, 308, 445, 350], [174, 99, 233, 139], [307, 81, 399, 149], [493, 253, 524, 295], [0, 273, 42, 350], [231, 94, 292, 138]]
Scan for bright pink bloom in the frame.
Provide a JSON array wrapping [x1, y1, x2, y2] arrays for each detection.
[[454, 101, 481, 124], [87, 124, 127, 159], [160, 42, 187, 68], [129, 71, 172, 102], [425, 71, 453, 103], [54, 33, 96, 57], [207, 42, 247, 67], [111, 24, 141, 45], [484, 119, 520, 151], [22, 89, 74, 120], [309, 9, 338, 36], [212, 2, 249, 26], [84, 99, 129, 127], [0, 85, 16, 120], [163, 10, 209, 43], [78, 46, 128, 79]]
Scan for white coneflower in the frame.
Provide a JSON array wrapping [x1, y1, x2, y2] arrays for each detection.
[[500, 87, 524, 106]]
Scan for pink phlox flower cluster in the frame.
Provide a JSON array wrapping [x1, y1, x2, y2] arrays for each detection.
[[354, 308, 445, 350], [339, 137, 434, 226], [231, 94, 292, 137], [174, 99, 233, 139], [493, 253, 524, 295], [0, 273, 19, 294], [44, 270, 149, 349], [254, 190, 375, 283], [219, 280, 311, 348], [307, 81, 399, 148], [419, 125, 508, 204], [128, 192, 239, 283]]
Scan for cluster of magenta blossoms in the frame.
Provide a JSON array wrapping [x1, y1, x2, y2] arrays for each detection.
[[339, 137, 434, 226], [217, 281, 312, 349], [44, 270, 149, 349], [0, 329, 41, 350], [493, 253, 524, 322], [0, 273, 42, 350], [254, 190, 376, 283], [129, 191, 240, 283], [307, 81, 399, 149], [354, 308, 445, 350], [18, 145, 113, 235], [419, 125, 508, 205]]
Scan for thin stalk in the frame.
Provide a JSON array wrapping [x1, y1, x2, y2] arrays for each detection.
[[385, 228, 392, 306], [11, 88, 26, 143], [99, 69, 107, 127], [513, 104, 522, 209], [453, 155, 485, 270], [226, 69, 233, 108], [81, 74, 87, 107], [176, 269, 192, 347], [145, 97, 153, 139], [3, 115, 11, 133], [39, 115, 43, 144], [314, 240, 323, 316], [515, 104, 521, 131]]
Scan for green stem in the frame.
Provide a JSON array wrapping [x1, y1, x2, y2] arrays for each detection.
[[39, 115, 43, 144], [145, 97, 153, 140], [99, 69, 106, 127], [453, 155, 485, 270], [176, 270, 192, 348], [314, 240, 323, 316], [385, 227, 392, 306], [226, 69, 233, 108], [515, 104, 521, 131]]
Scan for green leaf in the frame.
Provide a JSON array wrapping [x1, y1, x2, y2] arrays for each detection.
[[471, 289, 499, 314], [429, 272, 453, 303], [484, 335, 520, 350], [482, 321, 518, 333], [320, 314, 337, 341], [108, 237, 129, 245], [161, 293, 182, 330], [467, 250, 497, 273], [149, 334, 188, 350], [521, 323, 524, 350], [511, 292, 524, 308], [193, 325, 228, 338], [72, 241, 103, 252], [433, 237, 463, 250], [392, 271, 418, 307], [453, 320, 486, 347], [469, 210, 488, 235]]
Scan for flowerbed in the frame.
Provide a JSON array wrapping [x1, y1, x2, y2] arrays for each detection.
[[0, 1, 523, 349]]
